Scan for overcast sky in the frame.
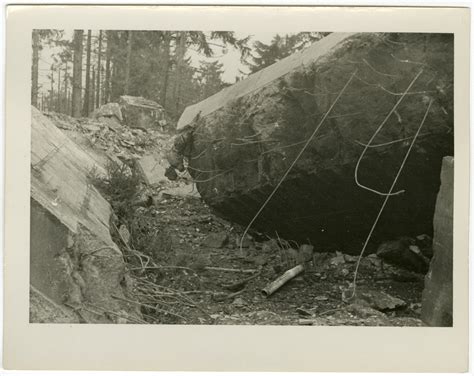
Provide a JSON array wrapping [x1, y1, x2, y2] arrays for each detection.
[[37, 30, 278, 95]]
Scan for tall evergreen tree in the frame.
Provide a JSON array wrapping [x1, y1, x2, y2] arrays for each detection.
[[71, 30, 84, 118], [82, 30, 92, 116]]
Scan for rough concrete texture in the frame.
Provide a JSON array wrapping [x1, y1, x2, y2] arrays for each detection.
[[136, 154, 168, 186], [421, 156, 453, 326], [93, 102, 123, 122], [174, 33, 454, 251], [119, 95, 164, 130], [30, 107, 141, 323]]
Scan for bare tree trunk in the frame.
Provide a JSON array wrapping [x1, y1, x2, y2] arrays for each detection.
[[82, 30, 92, 116], [160, 31, 172, 108], [96, 30, 102, 107], [173, 31, 187, 117], [64, 64, 68, 114], [56, 68, 61, 112], [104, 31, 112, 104], [49, 65, 54, 111], [124, 30, 133, 94], [90, 67, 96, 113], [31, 30, 40, 107], [71, 30, 84, 118]]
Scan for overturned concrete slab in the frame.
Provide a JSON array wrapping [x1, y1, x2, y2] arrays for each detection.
[[119, 95, 165, 130], [30, 107, 141, 323], [173, 33, 454, 251], [94, 102, 123, 122], [422, 156, 453, 326]]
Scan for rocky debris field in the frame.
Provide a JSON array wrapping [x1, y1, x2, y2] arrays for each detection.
[[44, 111, 172, 163], [112, 190, 427, 326], [43, 109, 429, 326]]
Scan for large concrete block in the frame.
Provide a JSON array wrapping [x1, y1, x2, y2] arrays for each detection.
[[421, 156, 453, 326], [30, 107, 141, 323]]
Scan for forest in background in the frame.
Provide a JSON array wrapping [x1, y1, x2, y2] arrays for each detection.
[[31, 30, 329, 122]]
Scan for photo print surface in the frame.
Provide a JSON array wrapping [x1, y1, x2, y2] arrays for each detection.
[[30, 30, 454, 326]]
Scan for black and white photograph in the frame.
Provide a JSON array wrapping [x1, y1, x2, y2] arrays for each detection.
[[29, 29, 455, 327]]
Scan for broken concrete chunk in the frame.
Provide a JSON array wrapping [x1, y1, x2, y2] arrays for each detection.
[[356, 290, 407, 312], [30, 107, 141, 323], [119, 95, 165, 130], [422, 156, 453, 327], [202, 232, 229, 248], [329, 252, 346, 266], [346, 303, 389, 321], [94, 102, 123, 122], [376, 237, 430, 274], [136, 154, 167, 186]]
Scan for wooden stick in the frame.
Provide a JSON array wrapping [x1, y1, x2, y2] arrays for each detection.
[[262, 264, 304, 296], [111, 294, 186, 320], [204, 266, 257, 274], [222, 271, 261, 291]]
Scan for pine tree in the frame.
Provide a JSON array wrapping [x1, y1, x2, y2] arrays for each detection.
[[71, 30, 84, 118], [82, 30, 92, 116], [31, 31, 40, 107], [245, 32, 330, 73]]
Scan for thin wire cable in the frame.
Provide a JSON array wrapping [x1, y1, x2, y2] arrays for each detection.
[[354, 69, 424, 197], [238, 70, 358, 254], [350, 99, 433, 299]]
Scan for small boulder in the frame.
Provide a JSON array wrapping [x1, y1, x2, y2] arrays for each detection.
[[356, 289, 407, 312], [376, 237, 430, 274]]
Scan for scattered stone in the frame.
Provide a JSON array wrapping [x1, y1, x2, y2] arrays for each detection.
[[329, 251, 345, 266], [346, 304, 390, 321], [232, 297, 246, 308], [118, 224, 131, 245], [356, 289, 407, 312], [202, 232, 229, 248], [296, 307, 313, 316], [340, 268, 350, 277], [298, 244, 314, 262], [314, 295, 329, 301], [415, 234, 433, 259], [237, 234, 254, 248], [344, 254, 359, 263], [376, 237, 430, 274]]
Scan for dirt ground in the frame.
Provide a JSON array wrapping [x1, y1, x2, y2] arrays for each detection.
[[121, 189, 425, 327]]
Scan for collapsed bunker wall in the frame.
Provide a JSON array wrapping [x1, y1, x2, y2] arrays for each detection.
[[171, 33, 454, 252], [30, 107, 141, 323]]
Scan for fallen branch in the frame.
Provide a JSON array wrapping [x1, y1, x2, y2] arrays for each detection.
[[212, 288, 245, 302], [262, 264, 305, 296], [111, 294, 186, 321], [204, 266, 257, 274], [85, 301, 148, 324], [222, 271, 261, 291], [112, 222, 152, 269]]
